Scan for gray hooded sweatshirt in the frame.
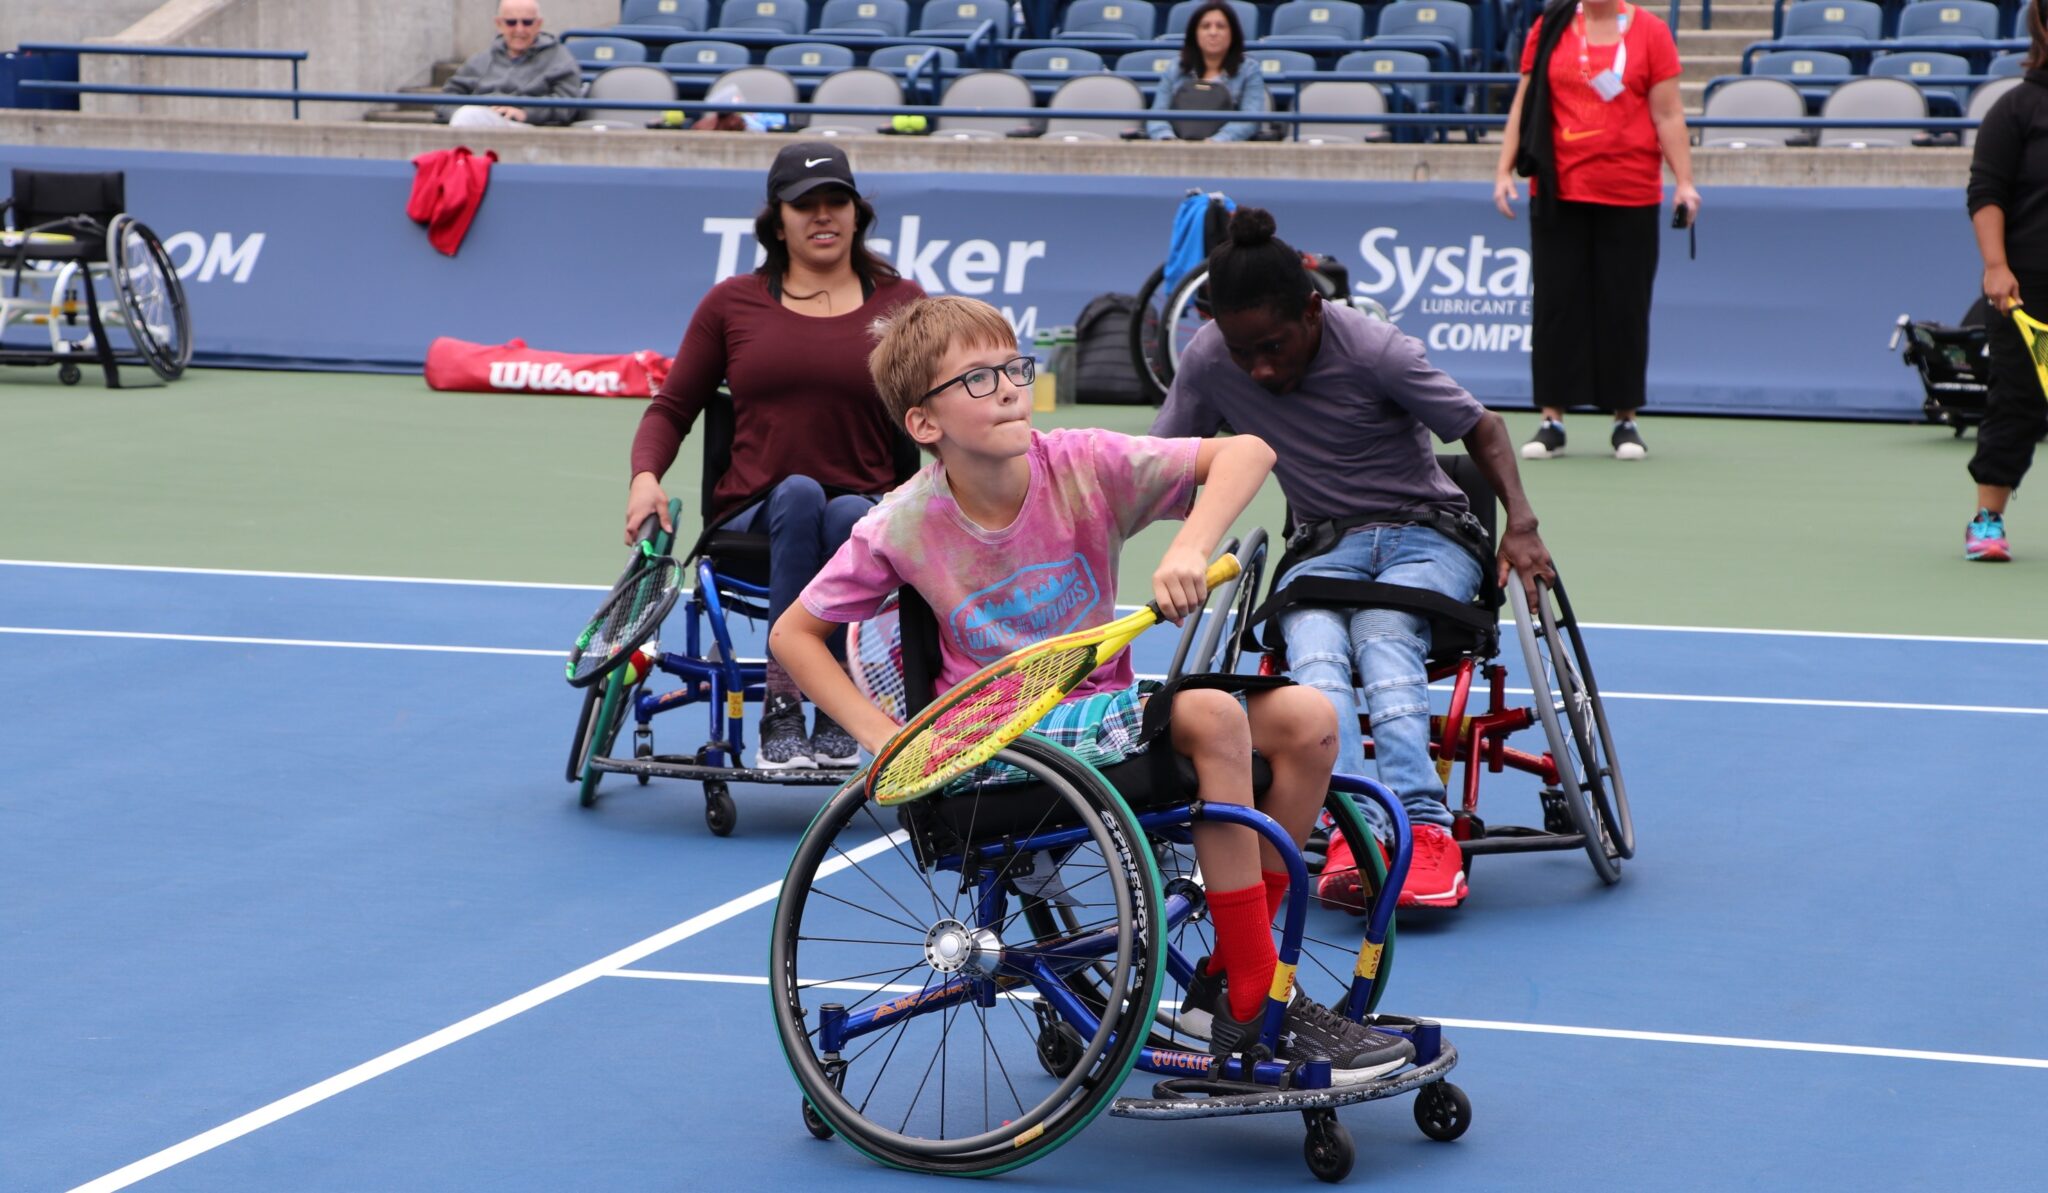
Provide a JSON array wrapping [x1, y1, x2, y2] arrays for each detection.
[[439, 32, 584, 125]]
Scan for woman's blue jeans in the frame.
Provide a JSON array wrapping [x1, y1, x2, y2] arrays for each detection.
[[1275, 524, 1483, 842], [719, 476, 875, 653]]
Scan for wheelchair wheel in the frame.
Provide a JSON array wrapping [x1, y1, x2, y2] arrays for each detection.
[[1509, 574, 1625, 883], [771, 741, 1164, 1176], [1129, 265, 1171, 404], [1159, 267, 1212, 383], [1546, 580, 1634, 859], [1033, 785, 1395, 1053], [105, 217, 191, 381]]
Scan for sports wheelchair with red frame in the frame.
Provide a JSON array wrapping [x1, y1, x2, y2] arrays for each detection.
[[1233, 455, 1636, 887]]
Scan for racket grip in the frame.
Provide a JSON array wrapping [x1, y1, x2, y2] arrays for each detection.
[[1204, 555, 1241, 587], [634, 512, 662, 549]]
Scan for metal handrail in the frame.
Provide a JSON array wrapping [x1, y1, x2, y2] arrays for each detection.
[[19, 78, 1989, 129], [18, 40, 308, 118]]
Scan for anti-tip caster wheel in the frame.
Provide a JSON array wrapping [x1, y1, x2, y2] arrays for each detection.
[[801, 1098, 834, 1140], [1034, 1020, 1086, 1079], [1303, 1109, 1355, 1183], [58, 362, 82, 386], [1414, 1080, 1471, 1142], [704, 782, 737, 837]]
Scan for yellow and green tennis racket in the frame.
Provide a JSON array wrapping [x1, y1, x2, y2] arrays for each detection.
[[866, 555, 1241, 807], [2010, 304, 2048, 397]]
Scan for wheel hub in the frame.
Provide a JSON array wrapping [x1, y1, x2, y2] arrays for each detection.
[[924, 919, 1002, 977]]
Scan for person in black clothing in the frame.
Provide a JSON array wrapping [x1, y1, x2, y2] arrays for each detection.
[[1963, 0, 2048, 561]]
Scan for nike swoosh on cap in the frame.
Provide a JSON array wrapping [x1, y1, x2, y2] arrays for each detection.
[[805, 157, 831, 167]]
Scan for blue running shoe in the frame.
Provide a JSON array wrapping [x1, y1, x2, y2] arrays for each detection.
[[1966, 509, 2011, 562]]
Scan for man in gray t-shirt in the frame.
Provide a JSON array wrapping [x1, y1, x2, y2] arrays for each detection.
[[1151, 209, 1552, 912]]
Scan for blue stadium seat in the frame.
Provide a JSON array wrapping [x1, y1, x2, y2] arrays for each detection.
[[1871, 48, 1972, 113], [1895, 0, 1999, 42], [1163, 0, 1263, 39], [566, 36, 652, 67], [1372, 2, 1473, 63], [1336, 47, 1433, 110], [1012, 46, 1110, 73], [1990, 49, 2026, 76], [1059, 0, 1160, 38], [915, 0, 1010, 34], [1114, 46, 1185, 77], [1267, 1, 1370, 42], [710, 0, 808, 34], [659, 39, 753, 69], [813, 0, 911, 35], [765, 42, 860, 71], [620, 0, 711, 29], [1780, 0, 1883, 42], [1750, 47, 1852, 111], [1245, 48, 1321, 101], [869, 43, 962, 74]]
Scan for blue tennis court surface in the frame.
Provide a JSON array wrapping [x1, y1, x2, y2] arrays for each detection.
[[6, 560, 2047, 1192]]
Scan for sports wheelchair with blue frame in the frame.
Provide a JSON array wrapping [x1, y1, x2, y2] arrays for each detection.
[[771, 533, 1470, 1182], [1247, 456, 1636, 887], [567, 390, 922, 835]]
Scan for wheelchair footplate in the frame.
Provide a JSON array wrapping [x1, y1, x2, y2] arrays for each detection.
[[585, 751, 854, 787], [1113, 1017, 1468, 1183]]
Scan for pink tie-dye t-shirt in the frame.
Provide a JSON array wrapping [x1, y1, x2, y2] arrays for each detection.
[[801, 428, 1199, 699]]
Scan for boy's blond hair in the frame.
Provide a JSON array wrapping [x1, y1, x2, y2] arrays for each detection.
[[869, 296, 1021, 449]]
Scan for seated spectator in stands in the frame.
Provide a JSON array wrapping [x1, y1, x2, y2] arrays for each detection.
[[440, 0, 582, 128], [1145, 1, 1269, 142]]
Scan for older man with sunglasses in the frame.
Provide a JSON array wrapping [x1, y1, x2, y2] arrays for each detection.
[[441, 1, 583, 127]]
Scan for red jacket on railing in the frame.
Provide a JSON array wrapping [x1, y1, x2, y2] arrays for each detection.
[[407, 147, 497, 256]]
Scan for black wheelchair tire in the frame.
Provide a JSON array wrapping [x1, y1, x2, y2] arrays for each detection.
[[106, 217, 192, 382], [771, 740, 1164, 1175], [574, 673, 631, 808], [1129, 264, 1171, 404], [1548, 581, 1635, 859], [1510, 575, 1622, 884]]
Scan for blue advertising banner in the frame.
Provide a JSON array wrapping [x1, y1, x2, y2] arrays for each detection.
[[0, 143, 1979, 418]]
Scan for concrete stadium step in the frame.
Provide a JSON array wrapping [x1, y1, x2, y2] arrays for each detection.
[[1680, 53, 1745, 82], [1675, 29, 1776, 55], [1671, 3, 1776, 32]]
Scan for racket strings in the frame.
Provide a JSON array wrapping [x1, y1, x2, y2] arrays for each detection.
[[873, 646, 1092, 797], [570, 558, 681, 684]]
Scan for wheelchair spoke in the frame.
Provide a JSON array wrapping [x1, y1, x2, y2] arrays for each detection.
[[829, 840, 937, 934], [856, 803, 951, 921], [853, 973, 940, 1111], [797, 935, 927, 948], [802, 886, 932, 936], [897, 996, 958, 1135]]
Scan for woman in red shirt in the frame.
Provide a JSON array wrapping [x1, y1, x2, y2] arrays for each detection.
[[625, 142, 925, 769], [1493, 0, 1700, 461]]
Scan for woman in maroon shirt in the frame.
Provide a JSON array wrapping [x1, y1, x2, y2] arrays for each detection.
[[626, 142, 925, 769]]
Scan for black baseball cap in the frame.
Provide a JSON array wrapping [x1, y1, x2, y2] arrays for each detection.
[[767, 142, 857, 203]]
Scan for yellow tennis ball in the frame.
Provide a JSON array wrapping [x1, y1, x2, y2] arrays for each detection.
[[661, 109, 684, 128], [892, 114, 927, 134]]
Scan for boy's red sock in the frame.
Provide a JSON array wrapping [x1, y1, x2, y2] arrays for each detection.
[[1262, 869, 1291, 924], [1204, 883, 1278, 1022]]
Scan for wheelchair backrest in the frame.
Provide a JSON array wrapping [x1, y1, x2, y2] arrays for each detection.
[[1436, 453, 1497, 544], [8, 170, 125, 233], [894, 586, 945, 716]]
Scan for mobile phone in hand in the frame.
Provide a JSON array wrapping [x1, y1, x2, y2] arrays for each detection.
[[1671, 205, 1693, 230]]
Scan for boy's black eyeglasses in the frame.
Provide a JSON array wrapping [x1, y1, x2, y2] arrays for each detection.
[[923, 356, 1034, 402]]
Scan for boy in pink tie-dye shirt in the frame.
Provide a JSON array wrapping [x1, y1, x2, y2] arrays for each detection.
[[770, 296, 1413, 1079]]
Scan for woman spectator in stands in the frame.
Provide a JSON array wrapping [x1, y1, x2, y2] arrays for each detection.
[[626, 143, 925, 767], [1492, 0, 1698, 461], [1145, 1, 1269, 142], [1960, 0, 2048, 562]]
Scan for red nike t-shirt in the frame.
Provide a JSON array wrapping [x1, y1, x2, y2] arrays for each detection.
[[1521, 5, 1682, 206]]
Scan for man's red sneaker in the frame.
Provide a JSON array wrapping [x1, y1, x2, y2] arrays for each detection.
[[1400, 822, 1469, 909], [1314, 828, 1370, 915]]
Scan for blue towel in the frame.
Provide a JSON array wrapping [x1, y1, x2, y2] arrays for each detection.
[[1162, 191, 1234, 294]]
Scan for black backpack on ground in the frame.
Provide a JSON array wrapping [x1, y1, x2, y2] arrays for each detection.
[[1073, 292, 1149, 404]]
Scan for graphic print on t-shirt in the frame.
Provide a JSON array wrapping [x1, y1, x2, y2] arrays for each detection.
[[950, 555, 1103, 663]]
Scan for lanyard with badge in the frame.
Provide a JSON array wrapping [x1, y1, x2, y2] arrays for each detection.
[[1575, 1, 1632, 102]]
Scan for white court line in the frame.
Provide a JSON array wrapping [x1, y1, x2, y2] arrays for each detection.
[[64, 833, 905, 1193], [0, 558, 608, 591], [0, 626, 558, 658], [9, 628, 2046, 716], [8, 559, 2048, 648], [601, 969, 2048, 1072]]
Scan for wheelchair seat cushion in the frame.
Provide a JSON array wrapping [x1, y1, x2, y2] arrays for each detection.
[[1249, 575, 1500, 667]]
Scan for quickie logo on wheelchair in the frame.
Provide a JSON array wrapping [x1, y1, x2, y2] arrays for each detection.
[[951, 556, 1104, 663]]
